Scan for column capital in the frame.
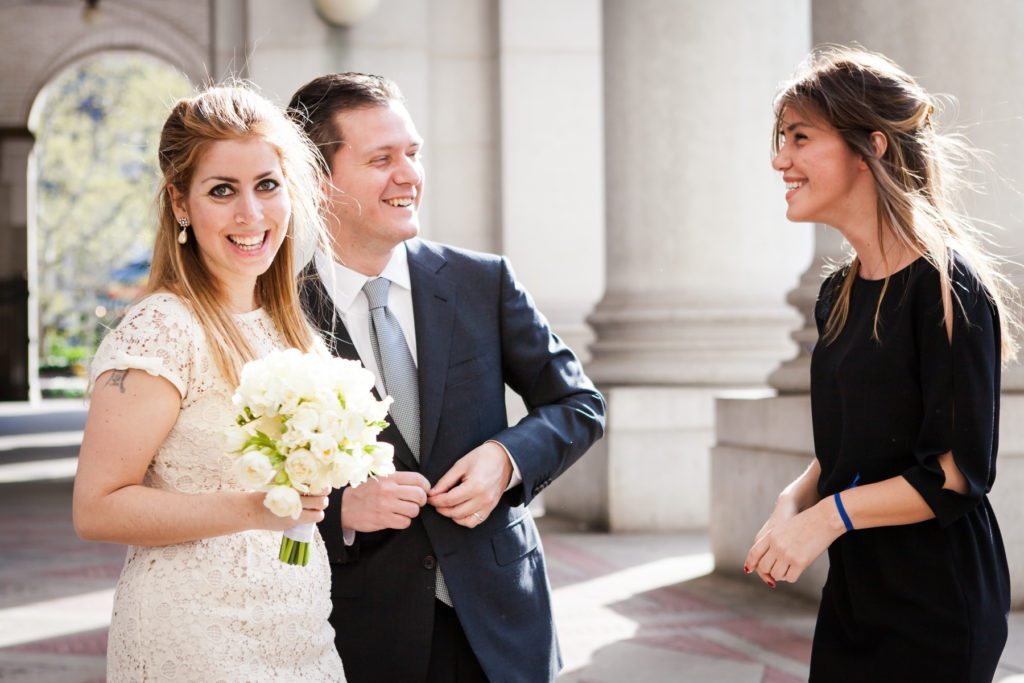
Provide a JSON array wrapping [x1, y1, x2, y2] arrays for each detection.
[[587, 295, 799, 386]]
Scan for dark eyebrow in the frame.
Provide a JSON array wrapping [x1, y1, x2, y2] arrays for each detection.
[[784, 121, 814, 133], [366, 140, 424, 154], [201, 170, 276, 184]]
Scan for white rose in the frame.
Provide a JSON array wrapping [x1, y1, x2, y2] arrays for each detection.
[[279, 427, 308, 451], [308, 469, 334, 493], [263, 485, 302, 519], [222, 425, 250, 453], [284, 448, 322, 489], [308, 433, 339, 464], [233, 451, 277, 490]]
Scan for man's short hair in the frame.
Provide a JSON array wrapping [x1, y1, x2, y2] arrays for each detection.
[[288, 72, 404, 173]]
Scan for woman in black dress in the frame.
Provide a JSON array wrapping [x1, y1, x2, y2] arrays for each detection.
[[744, 46, 1020, 682]]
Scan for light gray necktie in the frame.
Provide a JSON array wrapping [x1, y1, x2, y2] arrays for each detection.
[[362, 277, 452, 606], [363, 277, 420, 459]]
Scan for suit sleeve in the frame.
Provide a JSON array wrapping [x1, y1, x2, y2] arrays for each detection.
[[487, 257, 606, 505], [901, 263, 1002, 527], [319, 487, 360, 565]]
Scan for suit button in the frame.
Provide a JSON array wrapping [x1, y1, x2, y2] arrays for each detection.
[[423, 555, 436, 570]]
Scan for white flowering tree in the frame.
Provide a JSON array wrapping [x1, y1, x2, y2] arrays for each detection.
[[32, 53, 191, 383]]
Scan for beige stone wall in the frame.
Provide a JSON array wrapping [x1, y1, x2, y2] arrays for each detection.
[[0, 0, 211, 127]]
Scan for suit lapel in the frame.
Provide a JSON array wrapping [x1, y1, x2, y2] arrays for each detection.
[[407, 239, 455, 470], [300, 264, 419, 472], [300, 264, 360, 361]]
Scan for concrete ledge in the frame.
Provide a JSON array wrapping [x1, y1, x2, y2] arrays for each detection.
[[549, 386, 769, 532], [711, 442, 828, 601]]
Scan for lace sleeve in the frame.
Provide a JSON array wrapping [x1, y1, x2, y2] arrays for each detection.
[[90, 294, 198, 399]]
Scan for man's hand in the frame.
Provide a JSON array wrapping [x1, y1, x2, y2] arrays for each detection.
[[428, 441, 513, 527], [340, 471, 431, 533]]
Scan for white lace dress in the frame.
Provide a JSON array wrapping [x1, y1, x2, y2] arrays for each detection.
[[90, 293, 345, 682]]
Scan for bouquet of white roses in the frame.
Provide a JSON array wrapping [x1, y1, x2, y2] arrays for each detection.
[[224, 348, 395, 566]]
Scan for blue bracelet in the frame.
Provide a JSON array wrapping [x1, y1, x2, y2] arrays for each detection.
[[834, 491, 855, 532]]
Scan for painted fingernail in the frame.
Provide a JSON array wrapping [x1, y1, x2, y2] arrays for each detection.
[[743, 565, 751, 574], [767, 580, 776, 589]]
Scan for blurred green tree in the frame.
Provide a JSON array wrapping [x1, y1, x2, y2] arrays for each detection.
[[32, 53, 191, 378]]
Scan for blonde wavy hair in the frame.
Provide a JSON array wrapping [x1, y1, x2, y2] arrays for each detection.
[[148, 85, 329, 386], [774, 45, 1020, 363]]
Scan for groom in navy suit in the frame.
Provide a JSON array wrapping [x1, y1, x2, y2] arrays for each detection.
[[290, 73, 605, 683]]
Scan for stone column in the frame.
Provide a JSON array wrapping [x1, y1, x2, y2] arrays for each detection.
[[1, 132, 33, 401], [496, 0, 604, 361], [767, 224, 845, 392], [210, 0, 249, 81], [558, 0, 812, 530], [493, 1, 605, 520], [713, 0, 1024, 605]]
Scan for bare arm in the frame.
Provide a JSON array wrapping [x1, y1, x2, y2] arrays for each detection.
[[73, 368, 327, 546], [838, 450, 966, 529], [777, 459, 823, 514]]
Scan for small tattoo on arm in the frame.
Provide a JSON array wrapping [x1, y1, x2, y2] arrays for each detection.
[[106, 370, 129, 394]]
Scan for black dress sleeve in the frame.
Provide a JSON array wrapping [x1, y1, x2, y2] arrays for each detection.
[[814, 269, 845, 338], [902, 259, 1002, 527]]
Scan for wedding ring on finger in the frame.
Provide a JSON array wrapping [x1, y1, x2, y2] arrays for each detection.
[[472, 511, 484, 523]]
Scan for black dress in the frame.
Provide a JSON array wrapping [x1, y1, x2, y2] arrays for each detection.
[[808, 255, 1010, 683]]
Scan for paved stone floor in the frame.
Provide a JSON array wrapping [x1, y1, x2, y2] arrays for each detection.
[[3, 402, 1024, 682]]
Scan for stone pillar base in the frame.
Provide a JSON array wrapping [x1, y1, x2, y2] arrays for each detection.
[[547, 386, 769, 531], [712, 393, 1024, 606]]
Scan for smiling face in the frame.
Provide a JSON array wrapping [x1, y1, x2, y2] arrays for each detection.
[[771, 106, 872, 227], [172, 137, 290, 302], [325, 101, 423, 266]]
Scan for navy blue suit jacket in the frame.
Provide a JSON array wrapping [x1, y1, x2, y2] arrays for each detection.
[[303, 239, 605, 683]]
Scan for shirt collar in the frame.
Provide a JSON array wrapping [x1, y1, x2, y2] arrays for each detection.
[[315, 242, 411, 313]]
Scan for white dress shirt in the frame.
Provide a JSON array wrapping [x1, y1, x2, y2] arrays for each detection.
[[314, 244, 416, 397]]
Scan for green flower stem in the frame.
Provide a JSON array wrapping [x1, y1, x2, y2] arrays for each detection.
[[278, 535, 311, 566], [279, 536, 292, 562]]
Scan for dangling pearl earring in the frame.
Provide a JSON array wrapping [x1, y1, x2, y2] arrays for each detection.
[[177, 216, 190, 244]]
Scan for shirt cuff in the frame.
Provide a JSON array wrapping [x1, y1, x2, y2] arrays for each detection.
[[487, 439, 522, 491]]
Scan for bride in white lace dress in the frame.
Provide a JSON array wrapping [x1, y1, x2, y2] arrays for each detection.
[[73, 87, 345, 681]]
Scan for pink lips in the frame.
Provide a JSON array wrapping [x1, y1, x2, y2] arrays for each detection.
[[227, 232, 269, 256]]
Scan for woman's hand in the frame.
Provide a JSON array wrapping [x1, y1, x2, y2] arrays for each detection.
[[745, 496, 799, 587], [753, 496, 799, 545], [253, 488, 331, 532], [745, 497, 845, 587]]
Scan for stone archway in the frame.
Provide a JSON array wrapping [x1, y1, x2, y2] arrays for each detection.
[[0, 0, 244, 400]]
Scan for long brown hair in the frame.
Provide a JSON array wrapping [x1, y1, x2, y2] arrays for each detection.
[[149, 85, 328, 386], [774, 46, 1020, 362]]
